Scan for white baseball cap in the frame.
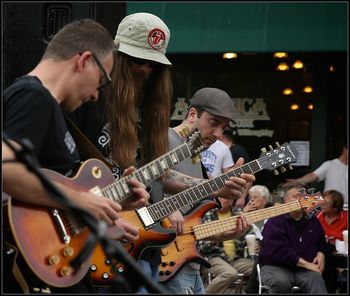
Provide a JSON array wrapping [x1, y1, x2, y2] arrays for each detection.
[[114, 12, 171, 65]]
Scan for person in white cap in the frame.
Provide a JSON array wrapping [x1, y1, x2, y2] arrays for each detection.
[[69, 12, 173, 293]]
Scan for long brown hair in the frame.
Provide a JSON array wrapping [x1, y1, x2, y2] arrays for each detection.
[[104, 52, 172, 169]]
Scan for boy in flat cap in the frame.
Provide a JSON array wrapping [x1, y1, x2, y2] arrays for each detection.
[[160, 87, 255, 294]]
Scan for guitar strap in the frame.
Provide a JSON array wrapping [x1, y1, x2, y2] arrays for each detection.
[[5, 241, 30, 294], [64, 114, 113, 170]]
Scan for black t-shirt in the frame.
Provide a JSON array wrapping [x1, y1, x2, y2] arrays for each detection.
[[4, 75, 80, 175], [231, 143, 250, 164], [3, 76, 94, 293]]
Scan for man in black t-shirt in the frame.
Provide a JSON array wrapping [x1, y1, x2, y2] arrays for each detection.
[[3, 19, 149, 293]]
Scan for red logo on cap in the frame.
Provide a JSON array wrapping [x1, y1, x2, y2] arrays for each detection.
[[148, 28, 166, 50]]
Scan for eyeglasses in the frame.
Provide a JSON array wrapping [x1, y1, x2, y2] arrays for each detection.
[[129, 56, 160, 68], [91, 52, 112, 91]]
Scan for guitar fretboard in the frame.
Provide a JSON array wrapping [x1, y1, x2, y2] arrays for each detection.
[[99, 141, 196, 203], [193, 200, 301, 240], [146, 159, 262, 222]]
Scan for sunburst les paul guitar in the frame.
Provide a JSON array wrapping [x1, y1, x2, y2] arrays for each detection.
[[5, 130, 205, 288], [91, 142, 298, 285], [158, 189, 324, 282]]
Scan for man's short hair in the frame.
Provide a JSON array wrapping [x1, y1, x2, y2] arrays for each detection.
[[43, 18, 114, 60]]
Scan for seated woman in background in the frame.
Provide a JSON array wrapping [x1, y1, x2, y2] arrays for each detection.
[[317, 189, 348, 293], [317, 189, 348, 244]]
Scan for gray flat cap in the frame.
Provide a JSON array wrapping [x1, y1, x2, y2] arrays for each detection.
[[189, 87, 234, 121]]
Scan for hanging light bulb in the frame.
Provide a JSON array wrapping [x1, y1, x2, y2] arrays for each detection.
[[303, 86, 313, 93], [277, 62, 289, 71], [222, 52, 238, 59], [292, 60, 304, 69], [283, 88, 293, 95], [273, 52, 288, 58], [290, 104, 299, 110]]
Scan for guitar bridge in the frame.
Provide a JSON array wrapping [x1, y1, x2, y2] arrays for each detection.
[[135, 207, 155, 230]]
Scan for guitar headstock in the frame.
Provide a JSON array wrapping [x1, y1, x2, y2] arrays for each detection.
[[297, 188, 325, 214], [184, 129, 206, 160], [258, 142, 298, 175]]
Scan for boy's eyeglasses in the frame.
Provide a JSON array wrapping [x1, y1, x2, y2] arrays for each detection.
[[91, 52, 112, 91]]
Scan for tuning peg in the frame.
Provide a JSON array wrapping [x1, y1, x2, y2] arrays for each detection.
[[288, 164, 293, 170], [261, 147, 267, 152], [308, 188, 315, 194], [280, 166, 287, 173], [275, 142, 281, 147], [273, 169, 279, 175], [269, 145, 274, 151], [179, 126, 190, 137]]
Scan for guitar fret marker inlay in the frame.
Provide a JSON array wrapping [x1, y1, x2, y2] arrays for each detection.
[[160, 160, 167, 170], [170, 153, 178, 164]]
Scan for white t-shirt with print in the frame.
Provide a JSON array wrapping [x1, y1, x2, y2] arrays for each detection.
[[313, 158, 348, 203], [201, 139, 234, 177]]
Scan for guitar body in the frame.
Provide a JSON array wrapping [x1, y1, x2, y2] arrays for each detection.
[[90, 210, 177, 286], [7, 158, 115, 288], [158, 200, 220, 282]]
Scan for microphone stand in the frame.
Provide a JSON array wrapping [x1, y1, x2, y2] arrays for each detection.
[[3, 136, 165, 293]]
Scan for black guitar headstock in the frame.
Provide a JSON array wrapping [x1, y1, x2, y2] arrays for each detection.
[[258, 142, 298, 175]]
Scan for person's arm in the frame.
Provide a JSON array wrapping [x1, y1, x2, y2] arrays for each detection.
[[164, 158, 255, 202], [2, 141, 149, 226], [163, 169, 206, 194], [283, 172, 319, 188], [296, 256, 323, 273], [3, 140, 63, 208]]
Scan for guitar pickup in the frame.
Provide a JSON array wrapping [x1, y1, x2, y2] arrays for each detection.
[[135, 207, 155, 230]]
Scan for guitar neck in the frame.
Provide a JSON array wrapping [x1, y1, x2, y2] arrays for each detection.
[[193, 200, 301, 240], [99, 141, 194, 203], [145, 159, 262, 222]]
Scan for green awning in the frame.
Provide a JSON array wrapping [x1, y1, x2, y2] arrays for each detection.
[[126, 2, 347, 52]]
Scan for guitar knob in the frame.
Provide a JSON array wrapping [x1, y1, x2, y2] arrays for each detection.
[[275, 142, 281, 147], [48, 255, 60, 265], [288, 164, 293, 170], [169, 261, 176, 266], [273, 169, 279, 175], [60, 266, 72, 276], [116, 265, 124, 272], [63, 247, 74, 257], [90, 264, 97, 271], [280, 166, 287, 173], [161, 262, 168, 267], [269, 145, 274, 151], [261, 147, 267, 152]]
